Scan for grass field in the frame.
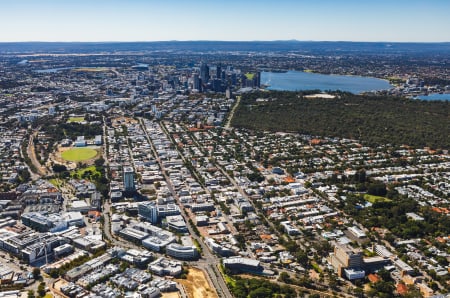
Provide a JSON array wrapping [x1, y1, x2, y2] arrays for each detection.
[[219, 264, 236, 287], [49, 178, 63, 188], [61, 148, 97, 162], [67, 117, 85, 123], [245, 73, 255, 80], [71, 165, 100, 179], [364, 194, 392, 204], [311, 261, 322, 273]]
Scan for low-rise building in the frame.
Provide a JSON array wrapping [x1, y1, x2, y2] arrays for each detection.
[[166, 243, 198, 260], [223, 257, 270, 275], [165, 215, 188, 233], [148, 257, 182, 276], [280, 221, 300, 236]]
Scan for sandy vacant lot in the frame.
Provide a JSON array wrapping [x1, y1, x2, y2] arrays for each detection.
[[162, 293, 180, 298], [176, 267, 218, 298]]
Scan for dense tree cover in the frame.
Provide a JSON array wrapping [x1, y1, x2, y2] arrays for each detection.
[[279, 238, 314, 267], [70, 164, 109, 198], [37, 282, 46, 297], [367, 280, 395, 298], [231, 91, 450, 149], [228, 276, 297, 298], [30, 86, 56, 92], [41, 122, 103, 141], [52, 164, 68, 173], [343, 195, 450, 240], [0, 80, 26, 89]]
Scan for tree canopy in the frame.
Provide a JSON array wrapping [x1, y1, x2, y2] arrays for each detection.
[[231, 91, 449, 149]]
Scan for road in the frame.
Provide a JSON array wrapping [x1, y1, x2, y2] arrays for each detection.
[[182, 122, 350, 296], [139, 118, 233, 298], [27, 130, 49, 176], [224, 96, 240, 129], [102, 201, 140, 250], [20, 133, 40, 181]]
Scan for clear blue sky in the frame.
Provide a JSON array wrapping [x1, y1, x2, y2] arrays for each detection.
[[1, 0, 449, 42]]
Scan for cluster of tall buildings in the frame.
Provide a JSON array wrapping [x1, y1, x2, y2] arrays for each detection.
[[192, 62, 260, 93]]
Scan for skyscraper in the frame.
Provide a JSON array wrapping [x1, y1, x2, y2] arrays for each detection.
[[193, 73, 200, 91], [123, 166, 135, 192], [200, 63, 210, 84], [255, 71, 261, 88], [216, 64, 222, 79]]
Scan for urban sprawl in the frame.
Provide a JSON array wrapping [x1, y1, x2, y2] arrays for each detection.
[[0, 46, 448, 298]]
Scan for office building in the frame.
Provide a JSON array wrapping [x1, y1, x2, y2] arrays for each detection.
[[216, 64, 222, 79], [328, 243, 364, 279], [148, 257, 182, 276], [193, 73, 200, 91], [123, 167, 135, 192], [166, 243, 198, 260], [223, 257, 267, 275], [138, 201, 158, 223], [165, 215, 188, 233], [138, 201, 181, 224], [200, 63, 210, 84]]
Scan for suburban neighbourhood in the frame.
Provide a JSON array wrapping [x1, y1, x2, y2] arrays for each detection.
[[0, 44, 448, 298]]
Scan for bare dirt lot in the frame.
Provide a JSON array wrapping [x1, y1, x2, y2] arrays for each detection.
[[161, 293, 180, 298], [176, 267, 218, 298]]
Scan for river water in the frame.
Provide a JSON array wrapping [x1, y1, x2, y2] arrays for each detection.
[[262, 71, 392, 94]]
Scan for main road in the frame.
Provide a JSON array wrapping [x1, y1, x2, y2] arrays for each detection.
[[139, 118, 233, 298], [27, 129, 49, 177]]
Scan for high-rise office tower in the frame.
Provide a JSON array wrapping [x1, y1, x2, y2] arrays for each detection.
[[123, 166, 135, 192], [200, 63, 210, 84], [216, 64, 222, 79], [255, 71, 261, 88], [193, 73, 200, 90]]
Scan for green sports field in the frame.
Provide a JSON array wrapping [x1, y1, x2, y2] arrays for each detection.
[[61, 148, 97, 162], [364, 194, 392, 204], [67, 117, 85, 123]]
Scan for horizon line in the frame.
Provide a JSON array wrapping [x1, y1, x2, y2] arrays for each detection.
[[1, 40, 450, 44]]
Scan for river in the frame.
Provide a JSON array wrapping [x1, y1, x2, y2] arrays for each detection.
[[262, 71, 392, 94]]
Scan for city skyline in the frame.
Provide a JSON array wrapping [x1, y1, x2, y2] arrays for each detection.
[[1, 0, 450, 43]]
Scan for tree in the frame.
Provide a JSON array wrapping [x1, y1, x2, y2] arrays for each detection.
[[37, 282, 46, 297], [279, 272, 292, 284], [377, 268, 392, 282], [353, 287, 364, 298], [369, 281, 395, 297], [248, 287, 272, 298], [368, 182, 387, 196], [328, 274, 339, 290], [404, 285, 423, 298], [19, 168, 31, 182], [52, 164, 67, 173], [32, 267, 41, 279], [94, 157, 105, 167], [27, 290, 35, 298]]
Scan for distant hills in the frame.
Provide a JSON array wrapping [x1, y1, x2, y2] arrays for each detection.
[[1, 41, 450, 54]]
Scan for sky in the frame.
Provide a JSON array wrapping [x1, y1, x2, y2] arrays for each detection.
[[0, 0, 449, 42]]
